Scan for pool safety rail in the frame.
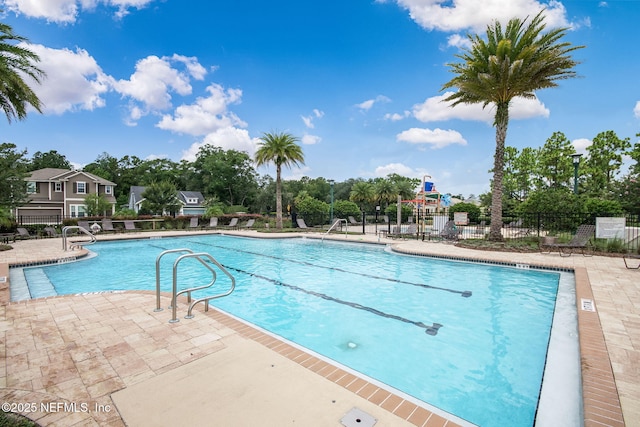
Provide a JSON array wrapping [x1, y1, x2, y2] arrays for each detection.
[[154, 248, 236, 323], [62, 225, 96, 251], [322, 218, 348, 241]]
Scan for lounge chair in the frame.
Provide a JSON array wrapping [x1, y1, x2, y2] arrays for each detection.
[[623, 253, 640, 269], [124, 221, 137, 232], [43, 226, 61, 238], [541, 224, 595, 257], [101, 219, 117, 233], [15, 227, 35, 240], [242, 219, 255, 229], [296, 218, 309, 229], [440, 220, 460, 241], [206, 217, 219, 229], [474, 220, 486, 236], [224, 218, 239, 230], [78, 221, 91, 233], [189, 217, 200, 230], [348, 216, 361, 225]]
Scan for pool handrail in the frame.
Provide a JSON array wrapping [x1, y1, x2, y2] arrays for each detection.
[[62, 225, 97, 251], [169, 252, 236, 323], [155, 248, 195, 312], [322, 218, 348, 241]]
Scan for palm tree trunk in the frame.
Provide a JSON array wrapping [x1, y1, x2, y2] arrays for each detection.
[[489, 103, 509, 241], [275, 164, 283, 229]]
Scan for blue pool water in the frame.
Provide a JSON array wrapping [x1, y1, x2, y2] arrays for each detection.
[[19, 235, 562, 427]]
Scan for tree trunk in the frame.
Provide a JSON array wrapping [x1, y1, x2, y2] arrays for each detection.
[[275, 164, 283, 229], [488, 103, 509, 241]]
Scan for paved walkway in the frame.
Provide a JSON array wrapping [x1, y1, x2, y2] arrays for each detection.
[[0, 229, 638, 426]]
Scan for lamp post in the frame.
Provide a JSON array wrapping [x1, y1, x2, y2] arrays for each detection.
[[571, 153, 582, 195], [328, 179, 335, 225]]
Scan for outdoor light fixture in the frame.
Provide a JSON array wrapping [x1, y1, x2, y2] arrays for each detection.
[[328, 179, 335, 224], [571, 153, 583, 194]]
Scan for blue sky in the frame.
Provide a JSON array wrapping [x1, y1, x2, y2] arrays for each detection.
[[1, 0, 639, 198]]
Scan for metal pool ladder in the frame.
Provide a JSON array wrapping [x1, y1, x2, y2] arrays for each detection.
[[322, 218, 348, 241], [62, 226, 97, 251], [154, 248, 236, 323]]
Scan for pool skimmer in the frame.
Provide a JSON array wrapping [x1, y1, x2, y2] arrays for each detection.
[[340, 407, 377, 427]]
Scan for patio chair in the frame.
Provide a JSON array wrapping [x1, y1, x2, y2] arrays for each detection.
[[43, 226, 61, 238], [541, 224, 595, 257], [101, 219, 117, 233], [296, 218, 310, 229], [348, 216, 360, 225], [440, 220, 461, 241], [224, 217, 239, 230], [242, 219, 255, 229], [188, 217, 200, 230], [623, 252, 640, 269], [15, 227, 35, 240], [474, 220, 486, 236], [206, 217, 219, 229], [124, 221, 138, 232], [78, 221, 91, 233]]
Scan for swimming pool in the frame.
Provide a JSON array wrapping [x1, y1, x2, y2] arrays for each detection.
[[14, 235, 576, 427]]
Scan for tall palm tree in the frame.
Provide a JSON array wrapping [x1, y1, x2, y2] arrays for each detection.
[[442, 11, 583, 240], [0, 22, 45, 123], [255, 131, 304, 229], [349, 181, 375, 212]]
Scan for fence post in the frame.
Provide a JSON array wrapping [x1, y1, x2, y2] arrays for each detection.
[[362, 211, 365, 234]]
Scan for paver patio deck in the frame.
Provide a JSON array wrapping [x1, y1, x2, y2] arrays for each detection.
[[1, 229, 637, 426]]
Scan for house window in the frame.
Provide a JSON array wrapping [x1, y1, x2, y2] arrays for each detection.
[[104, 185, 112, 195], [54, 182, 62, 192], [76, 182, 86, 194], [187, 197, 198, 204], [70, 205, 87, 218], [27, 182, 36, 194]]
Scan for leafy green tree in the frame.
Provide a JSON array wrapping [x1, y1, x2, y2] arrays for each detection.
[[349, 181, 375, 212], [583, 197, 623, 217], [535, 132, 575, 190], [83, 153, 120, 186], [374, 178, 395, 209], [195, 145, 259, 208], [141, 181, 180, 216], [0, 143, 29, 209], [29, 150, 71, 171], [0, 22, 45, 123], [294, 191, 329, 226], [442, 11, 583, 240], [449, 202, 482, 223], [333, 200, 360, 219], [84, 193, 112, 216], [255, 132, 304, 229], [583, 131, 631, 197]]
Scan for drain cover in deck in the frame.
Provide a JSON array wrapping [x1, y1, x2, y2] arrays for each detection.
[[340, 407, 377, 427]]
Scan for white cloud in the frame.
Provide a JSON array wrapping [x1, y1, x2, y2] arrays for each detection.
[[396, 128, 467, 148], [634, 101, 640, 119], [301, 109, 324, 128], [3, 0, 156, 23], [156, 83, 245, 136], [26, 43, 113, 115], [113, 55, 196, 114], [412, 92, 549, 123], [446, 33, 471, 49], [301, 134, 321, 145], [356, 95, 391, 111], [393, 0, 571, 33], [572, 138, 591, 154], [374, 163, 420, 177], [181, 127, 259, 161], [383, 111, 410, 121]]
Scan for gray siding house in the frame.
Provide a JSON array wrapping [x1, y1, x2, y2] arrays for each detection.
[[16, 168, 117, 222], [128, 186, 206, 216]]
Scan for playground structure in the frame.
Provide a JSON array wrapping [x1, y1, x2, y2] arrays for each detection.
[[400, 177, 454, 237]]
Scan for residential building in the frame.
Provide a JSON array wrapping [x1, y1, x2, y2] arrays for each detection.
[[128, 186, 206, 216], [16, 168, 117, 223]]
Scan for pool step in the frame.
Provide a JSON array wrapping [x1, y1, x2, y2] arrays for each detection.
[[24, 268, 57, 299], [9, 268, 31, 302]]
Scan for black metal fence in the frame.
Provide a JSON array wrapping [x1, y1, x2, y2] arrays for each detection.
[[299, 211, 640, 254]]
